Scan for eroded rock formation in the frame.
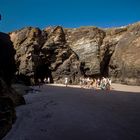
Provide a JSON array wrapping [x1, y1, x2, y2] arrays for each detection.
[[10, 26, 81, 84], [65, 27, 105, 76], [43, 26, 81, 84], [0, 32, 25, 139], [10, 22, 140, 85], [10, 27, 47, 85], [109, 23, 140, 85]]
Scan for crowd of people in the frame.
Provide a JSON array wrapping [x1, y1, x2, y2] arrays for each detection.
[[37, 76, 112, 90], [37, 77, 50, 88], [80, 77, 112, 90], [64, 77, 112, 90]]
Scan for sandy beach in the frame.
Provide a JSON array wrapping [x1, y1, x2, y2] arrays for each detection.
[[48, 83, 140, 93], [2, 84, 140, 140]]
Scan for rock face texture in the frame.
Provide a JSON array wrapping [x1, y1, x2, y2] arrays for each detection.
[[10, 27, 47, 85], [43, 26, 81, 84], [10, 26, 81, 84], [0, 32, 25, 139], [65, 27, 105, 76], [109, 24, 140, 85], [100, 27, 127, 77], [10, 22, 140, 85]]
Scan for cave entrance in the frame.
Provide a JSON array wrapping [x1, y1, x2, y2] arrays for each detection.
[[100, 48, 113, 77], [35, 64, 53, 84]]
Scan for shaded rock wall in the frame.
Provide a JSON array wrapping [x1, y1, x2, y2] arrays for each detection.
[[0, 32, 25, 139], [0, 32, 16, 86], [0, 96, 15, 139], [10, 22, 140, 85]]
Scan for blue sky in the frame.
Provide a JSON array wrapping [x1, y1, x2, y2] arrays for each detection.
[[0, 0, 140, 32]]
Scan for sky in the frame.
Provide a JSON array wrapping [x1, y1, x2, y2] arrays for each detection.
[[0, 0, 140, 32]]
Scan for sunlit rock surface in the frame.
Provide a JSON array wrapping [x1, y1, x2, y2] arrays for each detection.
[[10, 22, 140, 85]]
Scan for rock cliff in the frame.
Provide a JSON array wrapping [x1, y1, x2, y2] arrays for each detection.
[[65, 27, 105, 76], [0, 32, 25, 139], [10, 22, 140, 85], [10, 26, 81, 84], [108, 23, 140, 85]]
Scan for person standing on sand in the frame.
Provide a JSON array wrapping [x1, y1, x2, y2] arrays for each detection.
[[92, 78, 97, 89], [47, 77, 50, 84], [106, 78, 112, 90], [109, 78, 112, 87], [96, 78, 100, 88], [44, 78, 47, 83], [79, 77, 82, 88], [100, 77, 106, 90], [65, 77, 68, 87], [82, 78, 85, 88], [38, 78, 42, 88]]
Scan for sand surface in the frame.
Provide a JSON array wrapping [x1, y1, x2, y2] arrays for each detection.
[[2, 84, 140, 140], [49, 83, 140, 93]]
